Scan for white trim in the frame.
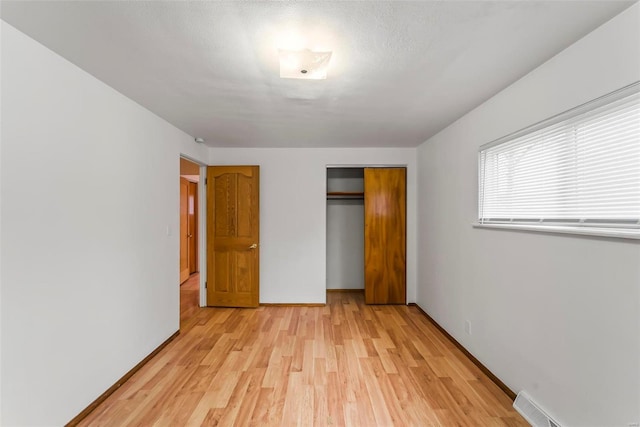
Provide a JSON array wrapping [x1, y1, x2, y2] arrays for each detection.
[[473, 222, 640, 240], [198, 165, 207, 307]]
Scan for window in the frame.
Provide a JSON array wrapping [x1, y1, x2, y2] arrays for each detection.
[[478, 82, 640, 239]]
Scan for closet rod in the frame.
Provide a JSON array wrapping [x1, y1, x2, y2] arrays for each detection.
[[326, 191, 364, 200]]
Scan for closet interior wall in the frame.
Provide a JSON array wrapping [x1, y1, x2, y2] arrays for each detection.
[[326, 168, 364, 290]]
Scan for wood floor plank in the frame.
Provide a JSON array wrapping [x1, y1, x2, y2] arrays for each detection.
[[77, 291, 527, 426], [312, 385, 329, 426]]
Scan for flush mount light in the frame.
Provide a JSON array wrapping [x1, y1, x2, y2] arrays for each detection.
[[194, 137, 205, 143], [278, 48, 332, 80]]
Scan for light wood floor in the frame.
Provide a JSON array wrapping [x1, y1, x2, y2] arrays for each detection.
[[79, 292, 526, 426], [180, 273, 200, 325]]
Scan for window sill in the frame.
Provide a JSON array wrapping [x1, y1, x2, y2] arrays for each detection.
[[472, 223, 640, 240]]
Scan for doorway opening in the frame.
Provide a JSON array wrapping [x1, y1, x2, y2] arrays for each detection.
[[326, 166, 407, 304], [326, 168, 365, 292], [180, 157, 200, 323]]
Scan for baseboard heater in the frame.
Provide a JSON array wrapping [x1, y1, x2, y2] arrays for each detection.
[[514, 392, 562, 427]]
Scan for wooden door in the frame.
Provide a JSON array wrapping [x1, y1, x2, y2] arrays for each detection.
[[364, 168, 406, 304], [207, 166, 260, 307], [179, 177, 190, 284], [187, 181, 198, 274]]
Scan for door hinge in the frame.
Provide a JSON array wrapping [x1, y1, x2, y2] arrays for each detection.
[[205, 281, 207, 289], [205, 178, 208, 185]]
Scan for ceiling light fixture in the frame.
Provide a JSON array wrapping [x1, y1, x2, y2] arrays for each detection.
[[194, 137, 205, 143], [278, 48, 332, 80]]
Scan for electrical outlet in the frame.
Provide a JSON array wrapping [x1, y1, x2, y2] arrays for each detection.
[[465, 320, 471, 335]]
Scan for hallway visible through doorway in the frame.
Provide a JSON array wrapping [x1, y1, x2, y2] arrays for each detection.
[[180, 158, 200, 284], [180, 273, 200, 325], [179, 157, 201, 324]]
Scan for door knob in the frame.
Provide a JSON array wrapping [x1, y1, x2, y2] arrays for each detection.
[[249, 243, 258, 249]]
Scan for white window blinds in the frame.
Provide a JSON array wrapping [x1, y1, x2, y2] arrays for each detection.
[[479, 83, 640, 229]]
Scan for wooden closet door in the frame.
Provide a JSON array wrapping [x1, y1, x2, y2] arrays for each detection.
[[364, 168, 406, 304]]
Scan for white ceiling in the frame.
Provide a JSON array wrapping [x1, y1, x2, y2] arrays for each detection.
[[1, 1, 635, 148]]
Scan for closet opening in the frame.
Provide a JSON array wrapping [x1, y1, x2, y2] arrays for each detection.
[[326, 168, 365, 293], [326, 166, 407, 304]]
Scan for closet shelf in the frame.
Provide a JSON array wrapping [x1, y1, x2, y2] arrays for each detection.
[[327, 191, 364, 200]]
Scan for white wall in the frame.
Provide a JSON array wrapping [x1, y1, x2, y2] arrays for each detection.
[[209, 148, 417, 303], [416, 4, 640, 426], [0, 21, 208, 425], [327, 200, 364, 290]]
